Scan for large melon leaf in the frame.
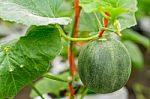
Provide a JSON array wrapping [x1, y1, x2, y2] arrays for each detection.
[[79, 11, 100, 32], [80, 0, 138, 30], [0, 25, 62, 98], [0, 0, 71, 25]]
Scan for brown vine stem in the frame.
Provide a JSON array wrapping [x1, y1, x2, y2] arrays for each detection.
[[98, 12, 110, 37], [74, 0, 81, 40], [68, 0, 81, 98], [68, 82, 75, 97]]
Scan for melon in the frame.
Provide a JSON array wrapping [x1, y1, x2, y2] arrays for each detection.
[[78, 38, 131, 93]]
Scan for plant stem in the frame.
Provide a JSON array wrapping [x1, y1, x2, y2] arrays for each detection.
[[98, 12, 110, 37], [56, 24, 98, 41], [68, 0, 81, 98], [56, 24, 111, 41], [74, 0, 81, 40], [68, 46, 77, 77], [68, 82, 75, 97], [100, 11, 111, 19], [80, 88, 88, 99], [94, 12, 102, 27], [97, 27, 113, 32], [31, 83, 44, 99], [43, 73, 70, 83]]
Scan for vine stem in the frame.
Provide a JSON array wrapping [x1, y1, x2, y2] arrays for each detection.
[[68, 0, 81, 98], [30, 83, 44, 99], [74, 0, 81, 40], [43, 73, 70, 83], [56, 24, 111, 41], [80, 88, 88, 99], [100, 12, 111, 19], [68, 82, 75, 97], [94, 13, 102, 27], [98, 12, 110, 37]]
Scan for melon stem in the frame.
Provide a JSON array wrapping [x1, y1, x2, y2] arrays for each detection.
[[56, 24, 112, 42]]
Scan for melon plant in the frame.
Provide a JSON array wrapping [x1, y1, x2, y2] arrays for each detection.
[[78, 37, 131, 93], [0, 0, 139, 99]]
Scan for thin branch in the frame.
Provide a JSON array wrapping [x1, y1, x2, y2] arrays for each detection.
[[31, 83, 44, 99], [67, 0, 81, 98], [56, 24, 110, 41], [43, 73, 70, 83], [68, 82, 75, 98], [98, 12, 110, 37], [94, 12, 102, 27], [80, 88, 88, 99]]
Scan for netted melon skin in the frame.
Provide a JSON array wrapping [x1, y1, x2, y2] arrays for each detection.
[[78, 39, 131, 93]]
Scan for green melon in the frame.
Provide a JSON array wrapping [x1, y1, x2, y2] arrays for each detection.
[[78, 38, 131, 93]]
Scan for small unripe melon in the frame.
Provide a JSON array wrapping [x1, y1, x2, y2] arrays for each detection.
[[78, 38, 131, 93]]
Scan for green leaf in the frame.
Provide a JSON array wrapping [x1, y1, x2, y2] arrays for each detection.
[[20, 25, 62, 59], [30, 72, 69, 98], [80, 0, 138, 30], [80, 0, 128, 18], [0, 25, 62, 99], [64, 11, 103, 34], [0, 0, 71, 25], [123, 41, 144, 69], [79, 11, 100, 32]]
